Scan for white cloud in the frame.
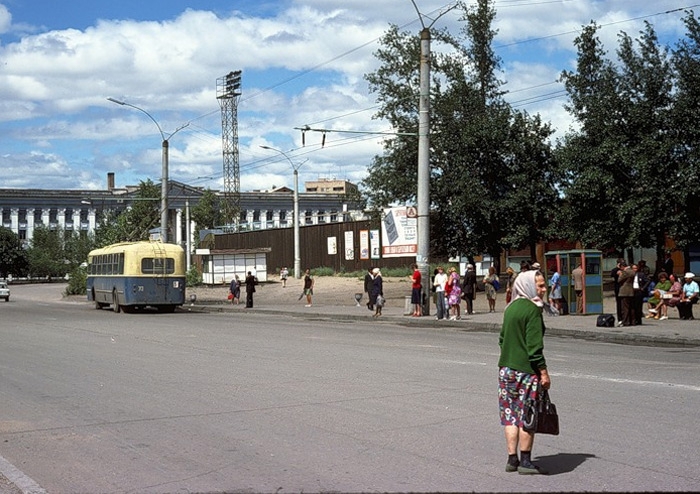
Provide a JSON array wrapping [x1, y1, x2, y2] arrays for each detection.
[[0, 1, 692, 191]]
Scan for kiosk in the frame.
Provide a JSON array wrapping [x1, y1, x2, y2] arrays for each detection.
[[544, 250, 604, 314]]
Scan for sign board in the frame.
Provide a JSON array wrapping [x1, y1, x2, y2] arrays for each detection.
[[381, 207, 417, 258]]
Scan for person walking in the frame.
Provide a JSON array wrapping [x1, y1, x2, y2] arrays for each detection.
[[410, 263, 422, 317], [364, 267, 375, 311], [484, 266, 499, 313], [280, 267, 289, 288], [229, 274, 241, 305], [433, 266, 448, 320], [462, 264, 477, 315], [572, 263, 584, 314], [372, 267, 384, 317], [498, 269, 551, 475], [244, 271, 257, 308], [303, 268, 314, 307]]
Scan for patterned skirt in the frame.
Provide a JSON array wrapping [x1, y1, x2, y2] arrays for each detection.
[[498, 366, 540, 427]]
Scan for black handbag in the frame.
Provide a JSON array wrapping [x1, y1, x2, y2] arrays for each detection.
[[596, 313, 615, 327], [523, 390, 559, 435]]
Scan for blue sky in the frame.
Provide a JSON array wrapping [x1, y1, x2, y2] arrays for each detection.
[[0, 1, 695, 193]]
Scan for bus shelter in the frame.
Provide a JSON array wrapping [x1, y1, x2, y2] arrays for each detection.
[[544, 250, 604, 314]]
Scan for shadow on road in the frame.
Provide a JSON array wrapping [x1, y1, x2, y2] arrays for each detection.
[[536, 452, 597, 475]]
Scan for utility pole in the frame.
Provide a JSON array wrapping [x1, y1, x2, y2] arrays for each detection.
[[107, 98, 189, 243], [411, 1, 457, 316]]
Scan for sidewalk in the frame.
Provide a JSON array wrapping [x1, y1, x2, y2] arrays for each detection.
[[188, 292, 700, 348]]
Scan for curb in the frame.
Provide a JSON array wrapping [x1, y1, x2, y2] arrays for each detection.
[[179, 302, 700, 348]]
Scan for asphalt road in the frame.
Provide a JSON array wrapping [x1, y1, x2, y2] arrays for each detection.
[[0, 284, 698, 492]]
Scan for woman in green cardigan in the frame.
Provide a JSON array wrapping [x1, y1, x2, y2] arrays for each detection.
[[498, 269, 551, 475]]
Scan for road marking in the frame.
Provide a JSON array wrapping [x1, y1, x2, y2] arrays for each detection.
[[0, 454, 46, 494], [552, 372, 700, 392]]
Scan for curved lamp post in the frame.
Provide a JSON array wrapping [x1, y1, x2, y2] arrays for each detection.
[[260, 145, 302, 279], [107, 97, 189, 243]]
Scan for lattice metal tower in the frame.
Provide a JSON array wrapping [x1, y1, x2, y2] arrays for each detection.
[[216, 70, 242, 230]]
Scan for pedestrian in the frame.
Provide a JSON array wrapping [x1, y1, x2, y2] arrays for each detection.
[[229, 274, 241, 305], [548, 266, 562, 314], [662, 251, 674, 278], [244, 271, 257, 308], [372, 267, 384, 317], [484, 266, 499, 313], [448, 267, 462, 320], [433, 266, 448, 320], [365, 267, 375, 311], [410, 263, 422, 317], [498, 269, 551, 475], [617, 261, 635, 326], [505, 267, 516, 304], [280, 267, 289, 288], [462, 264, 477, 315], [633, 263, 650, 325], [572, 263, 584, 314], [303, 268, 314, 307], [611, 258, 625, 323], [678, 272, 699, 320]]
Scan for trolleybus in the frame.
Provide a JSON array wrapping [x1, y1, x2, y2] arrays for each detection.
[[87, 241, 186, 313]]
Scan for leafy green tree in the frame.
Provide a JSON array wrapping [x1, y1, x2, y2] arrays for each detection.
[[0, 227, 29, 278], [558, 21, 677, 262], [95, 180, 161, 246], [670, 10, 700, 256], [27, 225, 66, 277], [190, 188, 223, 247], [363, 0, 559, 267]]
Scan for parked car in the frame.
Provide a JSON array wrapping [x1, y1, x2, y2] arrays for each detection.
[[0, 281, 9, 302]]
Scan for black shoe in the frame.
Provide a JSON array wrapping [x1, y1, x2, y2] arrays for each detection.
[[505, 461, 519, 473], [518, 462, 548, 475]]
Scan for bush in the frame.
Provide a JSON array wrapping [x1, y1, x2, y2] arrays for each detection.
[[186, 265, 202, 287], [64, 266, 87, 296]]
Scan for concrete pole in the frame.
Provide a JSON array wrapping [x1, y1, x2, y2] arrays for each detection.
[[161, 139, 169, 243], [293, 169, 301, 279], [417, 27, 431, 316]]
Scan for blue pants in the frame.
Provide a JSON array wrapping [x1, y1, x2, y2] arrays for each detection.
[[435, 291, 447, 319]]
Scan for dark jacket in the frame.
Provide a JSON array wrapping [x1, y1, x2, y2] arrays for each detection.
[[462, 270, 477, 299], [364, 272, 373, 293], [245, 275, 257, 293]]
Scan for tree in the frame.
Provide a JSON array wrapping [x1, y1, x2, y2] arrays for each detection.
[[0, 227, 29, 278], [26, 225, 65, 277], [95, 180, 161, 246], [670, 10, 700, 257], [558, 21, 677, 262], [190, 188, 223, 247], [363, 0, 560, 267]]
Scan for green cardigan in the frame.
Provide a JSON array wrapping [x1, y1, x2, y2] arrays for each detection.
[[498, 298, 547, 374]]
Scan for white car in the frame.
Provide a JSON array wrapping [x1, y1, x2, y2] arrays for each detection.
[[0, 281, 9, 302]]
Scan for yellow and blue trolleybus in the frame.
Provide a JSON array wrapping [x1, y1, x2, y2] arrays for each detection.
[[87, 241, 186, 313]]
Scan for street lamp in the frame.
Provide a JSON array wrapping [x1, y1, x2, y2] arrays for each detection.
[[107, 97, 189, 243], [260, 145, 302, 279]]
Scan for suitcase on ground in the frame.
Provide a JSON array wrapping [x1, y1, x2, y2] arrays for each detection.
[[596, 313, 615, 327]]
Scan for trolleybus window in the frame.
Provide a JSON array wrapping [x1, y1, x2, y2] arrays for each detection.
[[141, 257, 175, 275]]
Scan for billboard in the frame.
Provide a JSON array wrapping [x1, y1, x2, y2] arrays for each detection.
[[381, 207, 417, 258]]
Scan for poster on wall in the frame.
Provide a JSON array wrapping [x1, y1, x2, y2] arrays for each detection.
[[344, 231, 355, 260], [381, 207, 417, 258], [370, 229, 380, 259], [359, 230, 370, 260], [327, 236, 337, 255]]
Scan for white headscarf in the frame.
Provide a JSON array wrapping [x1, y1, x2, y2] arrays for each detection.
[[509, 270, 559, 316]]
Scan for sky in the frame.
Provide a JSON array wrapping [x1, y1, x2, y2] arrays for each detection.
[[0, 0, 696, 193]]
